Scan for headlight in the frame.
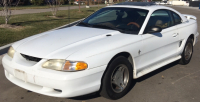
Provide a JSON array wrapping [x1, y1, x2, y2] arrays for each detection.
[[7, 46, 15, 58], [42, 60, 88, 71]]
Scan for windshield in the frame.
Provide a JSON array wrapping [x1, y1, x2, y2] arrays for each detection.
[[77, 7, 149, 34]]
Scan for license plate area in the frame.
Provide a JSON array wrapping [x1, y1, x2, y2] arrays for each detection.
[[14, 69, 27, 82]]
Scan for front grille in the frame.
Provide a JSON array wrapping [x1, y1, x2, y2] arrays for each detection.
[[21, 54, 42, 62]]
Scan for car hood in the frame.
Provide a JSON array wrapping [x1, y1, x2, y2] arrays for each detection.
[[14, 26, 118, 59]]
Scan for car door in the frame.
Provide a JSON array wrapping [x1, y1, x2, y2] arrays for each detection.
[[136, 10, 180, 71], [171, 11, 185, 52]]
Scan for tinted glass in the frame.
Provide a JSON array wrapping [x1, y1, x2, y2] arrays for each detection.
[[78, 7, 149, 34], [172, 12, 182, 25], [146, 10, 173, 30]]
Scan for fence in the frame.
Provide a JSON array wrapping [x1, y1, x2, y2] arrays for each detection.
[[189, 1, 200, 7]]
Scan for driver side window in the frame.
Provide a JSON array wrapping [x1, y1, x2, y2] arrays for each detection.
[[146, 10, 174, 30], [88, 10, 120, 24]]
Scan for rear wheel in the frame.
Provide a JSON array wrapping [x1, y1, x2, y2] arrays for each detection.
[[179, 38, 193, 65], [100, 56, 134, 100]]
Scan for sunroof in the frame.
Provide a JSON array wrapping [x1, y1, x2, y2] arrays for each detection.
[[115, 2, 156, 6]]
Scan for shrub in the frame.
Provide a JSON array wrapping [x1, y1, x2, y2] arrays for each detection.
[[31, 0, 45, 5], [60, 0, 69, 4], [23, 0, 31, 5]]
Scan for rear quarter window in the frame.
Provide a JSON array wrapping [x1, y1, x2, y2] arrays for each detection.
[[172, 12, 182, 25]]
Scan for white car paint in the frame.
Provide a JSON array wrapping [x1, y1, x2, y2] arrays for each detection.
[[2, 5, 199, 98], [73, 1, 78, 5]]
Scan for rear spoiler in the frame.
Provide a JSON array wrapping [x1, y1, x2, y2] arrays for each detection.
[[182, 14, 197, 20]]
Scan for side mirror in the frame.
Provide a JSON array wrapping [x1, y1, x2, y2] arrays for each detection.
[[146, 26, 162, 33]]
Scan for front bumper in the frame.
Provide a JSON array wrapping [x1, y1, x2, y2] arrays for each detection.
[[2, 54, 106, 98]]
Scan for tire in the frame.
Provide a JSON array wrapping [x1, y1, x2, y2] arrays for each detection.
[[179, 38, 193, 65], [100, 56, 134, 100]]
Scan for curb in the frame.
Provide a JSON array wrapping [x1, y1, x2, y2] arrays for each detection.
[[0, 43, 13, 56], [0, 19, 83, 56], [0, 54, 4, 65]]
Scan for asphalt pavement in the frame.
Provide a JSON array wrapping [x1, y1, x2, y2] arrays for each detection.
[[0, 6, 200, 102]]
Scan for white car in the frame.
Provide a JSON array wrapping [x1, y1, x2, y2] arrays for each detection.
[[2, 2, 199, 100], [73, 1, 84, 5], [155, 2, 160, 5], [73, 1, 79, 5], [159, 2, 167, 5]]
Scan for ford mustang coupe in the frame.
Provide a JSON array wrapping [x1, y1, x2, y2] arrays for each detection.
[[2, 2, 199, 100]]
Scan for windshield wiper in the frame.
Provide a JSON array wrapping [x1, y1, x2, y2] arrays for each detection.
[[78, 22, 93, 27], [92, 24, 124, 33]]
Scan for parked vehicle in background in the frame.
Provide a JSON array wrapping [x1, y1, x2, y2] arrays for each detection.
[[155, 2, 160, 5], [73, 1, 85, 5], [159, 2, 167, 5], [73, 1, 79, 5], [2, 2, 199, 100]]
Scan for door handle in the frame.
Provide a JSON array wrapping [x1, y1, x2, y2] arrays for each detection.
[[173, 33, 179, 37]]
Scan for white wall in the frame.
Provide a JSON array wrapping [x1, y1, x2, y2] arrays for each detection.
[[171, 1, 188, 6]]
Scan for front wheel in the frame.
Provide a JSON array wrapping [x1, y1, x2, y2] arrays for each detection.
[[100, 56, 134, 100], [179, 38, 193, 65]]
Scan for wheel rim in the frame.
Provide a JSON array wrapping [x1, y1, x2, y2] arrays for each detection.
[[111, 64, 129, 93], [184, 42, 193, 60]]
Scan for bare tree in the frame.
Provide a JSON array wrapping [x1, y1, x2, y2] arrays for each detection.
[[78, 0, 80, 12], [0, 0, 20, 25], [97, 0, 99, 8], [47, 0, 61, 17]]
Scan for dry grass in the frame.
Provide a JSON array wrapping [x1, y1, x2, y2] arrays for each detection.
[[0, 7, 104, 46], [0, 24, 24, 30]]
